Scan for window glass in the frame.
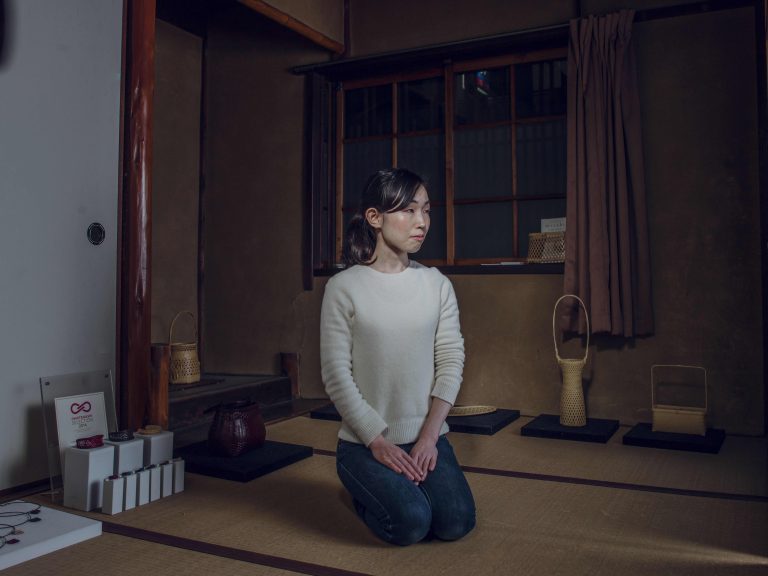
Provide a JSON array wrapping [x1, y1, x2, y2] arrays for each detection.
[[455, 202, 514, 259], [515, 59, 567, 118], [454, 126, 511, 200], [398, 134, 445, 203], [343, 140, 392, 208], [516, 119, 566, 197], [398, 77, 444, 133], [454, 68, 510, 126], [345, 85, 392, 138]]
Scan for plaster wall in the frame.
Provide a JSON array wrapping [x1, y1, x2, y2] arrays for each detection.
[[0, 0, 122, 490], [200, 0, 763, 434], [348, 0, 573, 57], [151, 20, 202, 345], [202, 5, 328, 374]]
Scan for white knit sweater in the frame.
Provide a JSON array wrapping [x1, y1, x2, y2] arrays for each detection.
[[320, 261, 465, 446]]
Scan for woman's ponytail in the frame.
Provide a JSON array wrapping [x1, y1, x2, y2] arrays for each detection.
[[342, 213, 377, 266]]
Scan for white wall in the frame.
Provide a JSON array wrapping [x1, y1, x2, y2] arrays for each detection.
[[0, 0, 123, 491]]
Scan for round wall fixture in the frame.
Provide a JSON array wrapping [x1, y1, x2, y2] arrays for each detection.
[[87, 222, 106, 245]]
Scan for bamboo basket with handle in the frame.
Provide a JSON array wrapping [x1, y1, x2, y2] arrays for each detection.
[[169, 310, 201, 385], [553, 294, 589, 427]]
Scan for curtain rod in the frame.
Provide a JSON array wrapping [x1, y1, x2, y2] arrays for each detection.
[[292, 0, 756, 76]]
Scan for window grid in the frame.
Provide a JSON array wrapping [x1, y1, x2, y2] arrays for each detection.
[[336, 50, 566, 267]]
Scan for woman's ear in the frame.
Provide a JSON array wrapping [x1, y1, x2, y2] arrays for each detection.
[[365, 207, 382, 229]]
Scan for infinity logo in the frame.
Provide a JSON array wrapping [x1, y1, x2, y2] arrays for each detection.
[[70, 402, 92, 414]]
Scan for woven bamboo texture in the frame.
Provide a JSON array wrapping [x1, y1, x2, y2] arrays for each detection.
[[527, 231, 565, 263], [553, 295, 589, 426], [448, 405, 497, 417], [169, 311, 201, 385]]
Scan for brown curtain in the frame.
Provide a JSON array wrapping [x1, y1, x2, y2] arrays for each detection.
[[564, 9, 654, 337]]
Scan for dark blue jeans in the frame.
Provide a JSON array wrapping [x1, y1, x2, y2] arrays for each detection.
[[336, 435, 476, 546]]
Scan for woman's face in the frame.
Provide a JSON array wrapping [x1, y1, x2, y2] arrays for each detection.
[[377, 185, 431, 256]]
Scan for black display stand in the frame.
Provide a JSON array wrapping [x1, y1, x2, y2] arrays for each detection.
[[447, 409, 520, 435], [622, 423, 726, 454], [310, 404, 520, 436], [309, 403, 342, 422], [176, 440, 313, 482], [520, 414, 620, 443]]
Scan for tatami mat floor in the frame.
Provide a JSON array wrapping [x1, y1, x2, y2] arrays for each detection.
[[3, 532, 299, 576], [5, 414, 768, 576], [268, 415, 768, 497]]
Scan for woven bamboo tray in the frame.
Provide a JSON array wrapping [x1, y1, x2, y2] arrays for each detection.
[[448, 405, 497, 417]]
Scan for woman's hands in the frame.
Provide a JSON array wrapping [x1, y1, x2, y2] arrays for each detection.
[[368, 398, 451, 483], [409, 437, 438, 478], [368, 434, 439, 483], [409, 397, 451, 478], [369, 435, 424, 483]]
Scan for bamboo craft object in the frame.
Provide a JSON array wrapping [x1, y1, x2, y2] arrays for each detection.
[[553, 295, 589, 427], [169, 311, 201, 385], [651, 364, 707, 436]]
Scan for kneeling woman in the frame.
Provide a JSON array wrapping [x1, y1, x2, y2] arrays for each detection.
[[320, 168, 476, 546]]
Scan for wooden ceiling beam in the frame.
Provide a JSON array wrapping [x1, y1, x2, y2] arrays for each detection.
[[238, 0, 344, 54]]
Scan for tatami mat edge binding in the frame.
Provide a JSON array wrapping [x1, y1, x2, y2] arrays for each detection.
[[102, 522, 373, 576], [270, 415, 768, 499], [309, 448, 768, 503]]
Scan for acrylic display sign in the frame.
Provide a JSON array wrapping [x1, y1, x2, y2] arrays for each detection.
[[54, 392, 109, 470]]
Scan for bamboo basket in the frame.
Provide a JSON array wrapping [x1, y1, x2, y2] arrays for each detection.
[[553, 294, 589, 427], [169, 310, 201, 385], [527, 232, 565, 264], [651, 365, 707, 436]]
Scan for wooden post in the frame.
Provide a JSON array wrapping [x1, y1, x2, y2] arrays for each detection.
[[120, 0, 156, 431], [281, 352, 301, 398], [756, 0, 768, 435]]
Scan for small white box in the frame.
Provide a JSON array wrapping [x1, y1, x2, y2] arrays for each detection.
[[148, 465, 161, 501], [122, 472, 137, 510], [104, 438, 144, 475], [102, 476, 124, 515], [172, 458, 185, 493], [134, 431, 174, 466], [63, 445, 115, 512], [136, 468, 150, 506], [160, 461, 173, 497]]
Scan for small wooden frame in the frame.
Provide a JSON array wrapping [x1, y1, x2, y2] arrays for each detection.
[[651, 365, 707, 436]]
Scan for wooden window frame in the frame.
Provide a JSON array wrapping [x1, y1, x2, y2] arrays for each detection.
[[333, 47, 567, 270]]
